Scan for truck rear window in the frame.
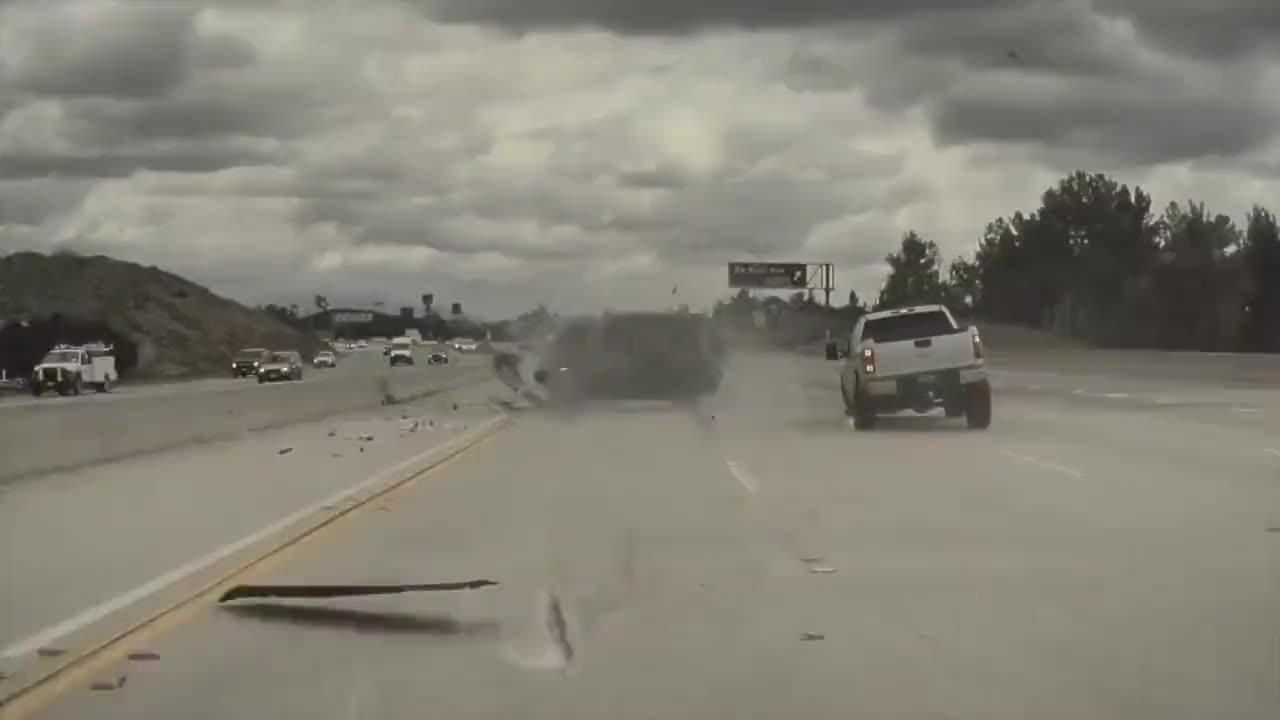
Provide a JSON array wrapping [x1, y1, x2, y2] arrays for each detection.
[[862, 311, 956, 343]]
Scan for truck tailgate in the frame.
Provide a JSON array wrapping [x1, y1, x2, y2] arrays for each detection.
[[871, 331, 975, 377]]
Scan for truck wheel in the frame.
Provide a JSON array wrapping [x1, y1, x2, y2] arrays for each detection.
[[840, 377, 856, 415], [32, 384, 43, 397], [852, 381, 877, 430], [257, 375, 266, 384], [101, 376, 113, 393], [965, 380, 992, 429]]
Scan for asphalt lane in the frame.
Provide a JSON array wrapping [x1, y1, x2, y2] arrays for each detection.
[[14, 350, 1280, 719]]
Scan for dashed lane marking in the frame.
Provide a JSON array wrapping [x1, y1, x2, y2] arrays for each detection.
[[725, 460, 759, 494], [1000, 450, 1085, 479]]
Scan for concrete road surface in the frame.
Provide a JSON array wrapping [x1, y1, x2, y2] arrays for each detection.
[[0, 348, 490, 483], [3, 350, 1279, 720]]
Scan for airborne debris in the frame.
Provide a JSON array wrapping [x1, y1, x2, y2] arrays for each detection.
[[36, 647, 66, 658], [277, 447, 293, 455]]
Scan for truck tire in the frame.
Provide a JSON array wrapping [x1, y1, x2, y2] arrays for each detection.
[[258, 375, 266, 384], [852, 380, 877, 430], [32, 383, 42, 397], [101, 376, 113, 393], [965, 380, 992, 429]]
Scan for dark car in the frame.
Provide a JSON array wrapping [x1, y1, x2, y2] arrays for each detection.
[[533, 312, 725, 404], [257, 351, 304, 383], [232, 348, 270, 378]]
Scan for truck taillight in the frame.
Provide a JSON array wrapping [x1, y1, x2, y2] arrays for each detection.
[[972, 332, 984, 360], [862, 347, 876, 374]]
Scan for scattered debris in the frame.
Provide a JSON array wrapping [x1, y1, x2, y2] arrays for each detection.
[[360, 446, 365, 453], [277, 447, 293, 455], [800, 632, 825, 642], [799, 556, 823, 564], [327, 430, 337, 438], [36, 647, 66, 658], [1267, 527, 1280, 533], [0, 671, 10, 681], [400, 419, 421, 433], [544, 593, 575, 667], [357, 434, 374, 442], [127, 651, 160, 662], [330, 453, 342, 458], [90, 676, 127, 691], [452, 403, 459, 411], [809, 566, 837, 574]]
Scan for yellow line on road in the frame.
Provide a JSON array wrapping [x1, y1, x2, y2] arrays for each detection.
[[0, 416, 511, 719]]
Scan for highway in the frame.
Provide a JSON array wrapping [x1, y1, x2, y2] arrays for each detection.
[[1, 347, 1278, 719]]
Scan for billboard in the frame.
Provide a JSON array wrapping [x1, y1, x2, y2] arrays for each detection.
[[331, 310, 374, 324], [728, 262, 807, 289]]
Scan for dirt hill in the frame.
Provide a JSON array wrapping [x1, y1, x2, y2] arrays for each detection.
[[0, 251, 322, 378]]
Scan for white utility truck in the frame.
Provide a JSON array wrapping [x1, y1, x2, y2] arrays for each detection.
[[31, 343, 118, 397], [839, 305, 990, 430]]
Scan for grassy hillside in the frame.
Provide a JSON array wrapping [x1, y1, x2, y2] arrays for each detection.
[[0, 251, 322, 378]]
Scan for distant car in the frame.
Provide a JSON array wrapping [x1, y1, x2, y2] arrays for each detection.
[[356, 339, 369, 349], [258, 351, 304, 383], [452, 338, 479, 353], [232, 348, 270, 378], [427, 349, 450, 365], [313, 351, 337, 368], [388, 338, 414, 366]]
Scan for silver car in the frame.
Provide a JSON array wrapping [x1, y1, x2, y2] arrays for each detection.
[[257, 351, 304, 383]]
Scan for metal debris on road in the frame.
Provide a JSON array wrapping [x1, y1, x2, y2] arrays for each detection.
[[36, 647, 66, 658], [127, 651, 160, 662], [89, 676, 127, 691], [277, 447, 293, 455], [218, 579, 499, 603], [800, 632, 825, 641]]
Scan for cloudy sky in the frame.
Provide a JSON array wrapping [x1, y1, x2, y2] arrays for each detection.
[[1, 0, 1277, 318]]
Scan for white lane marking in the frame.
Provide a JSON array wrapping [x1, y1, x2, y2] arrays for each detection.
[[1000, 450, 1085, 479], [1233, 407, 1263, 414], [725, 460, 758, 494], [1265, 449, 1280, 457], [1102, 392, 1130, 399], [1152, 396, 1179, 405], [1071, 389, 1086, 395], [0, 413, 507, 661]]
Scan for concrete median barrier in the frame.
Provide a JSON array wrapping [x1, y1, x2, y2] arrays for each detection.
[[0, 362, 492, 484]]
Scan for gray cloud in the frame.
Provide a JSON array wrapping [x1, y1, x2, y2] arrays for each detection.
[[4, 4, 198, 99], [424, 0, 1027, 34], [1094, 0, 1280, 59]]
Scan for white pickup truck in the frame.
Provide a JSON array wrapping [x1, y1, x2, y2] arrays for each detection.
[[839, 304, 990, 430]]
